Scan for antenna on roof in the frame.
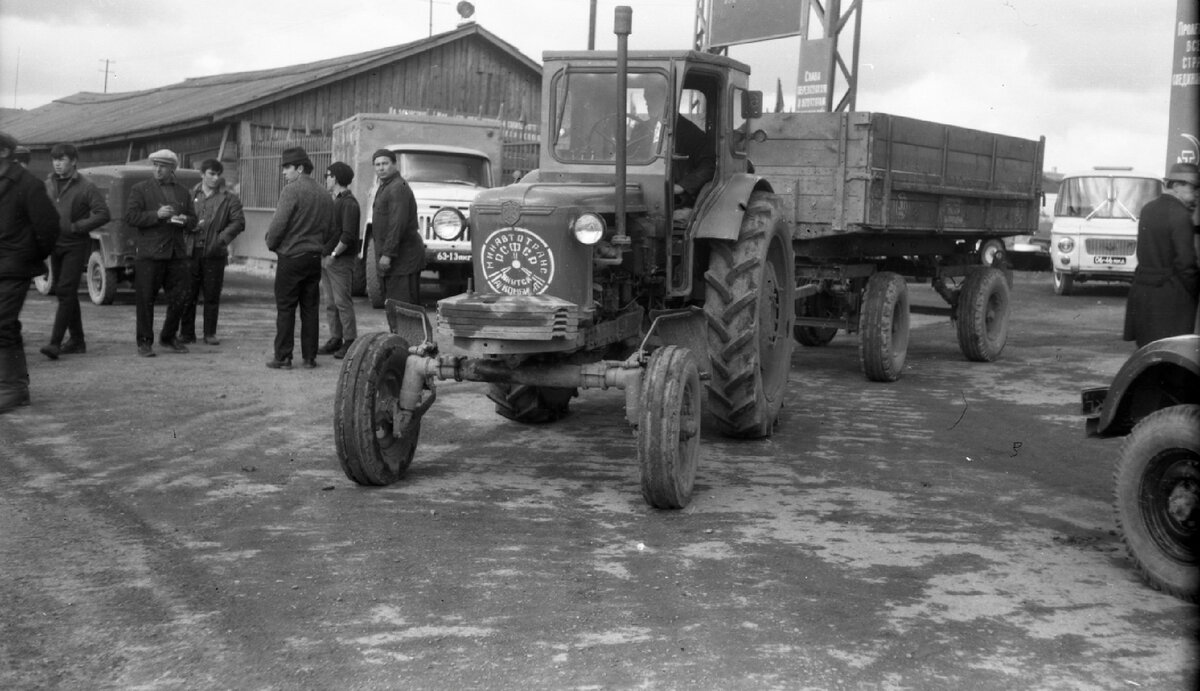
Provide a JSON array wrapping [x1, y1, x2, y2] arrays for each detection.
[[98, 59, 117, 93]]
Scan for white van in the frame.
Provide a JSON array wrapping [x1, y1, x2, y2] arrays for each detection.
[[1050, 167, 1162, 295]]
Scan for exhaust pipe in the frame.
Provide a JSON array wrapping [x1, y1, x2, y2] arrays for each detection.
[[613, 6, 631, 249]]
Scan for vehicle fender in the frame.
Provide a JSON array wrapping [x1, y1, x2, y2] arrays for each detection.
[[692, 174, 775, 242], [89, 228, 118, 267], [1092, 335, 1200, 436]]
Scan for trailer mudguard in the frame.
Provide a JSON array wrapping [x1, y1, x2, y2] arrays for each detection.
[[692, 173, 774, 242]]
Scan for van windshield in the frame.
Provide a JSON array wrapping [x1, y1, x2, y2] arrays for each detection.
[[1054, 176, 1161, 220], [398, 152, 491, 187], [552, 71, 669, 164]]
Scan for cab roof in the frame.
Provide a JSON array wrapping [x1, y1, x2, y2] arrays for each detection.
[[542, 49, 751, 76]]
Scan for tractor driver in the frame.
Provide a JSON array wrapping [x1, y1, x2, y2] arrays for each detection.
[[631, 81, 716, 213]]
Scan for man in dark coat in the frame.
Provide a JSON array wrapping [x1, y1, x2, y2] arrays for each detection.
[[1123, 162, 1199, 347], [0, 131, 60, 413], [40, 143, 111, 359], [265, 146, 333, 369], [178, 158, 245, 346], [371, 148, 425, 306], [125, 149, 197, 357]]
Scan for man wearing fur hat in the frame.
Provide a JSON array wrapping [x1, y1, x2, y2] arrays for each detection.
[[125, 149, 197, 357], [0, 131, 60, 413], [264, 146, 333, 369], [1123, 162, 1199, 347]]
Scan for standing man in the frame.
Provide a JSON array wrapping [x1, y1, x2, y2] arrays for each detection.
[[318, 161, 360, 359], [125, 149, 196, 357], [371, 148, 425, 306], [0, 132, 59, 413], [179, 158, 245, 346], [39, 143, 111, 360], [1123, 162, 1199, 347], [265, 146, 332, 370]]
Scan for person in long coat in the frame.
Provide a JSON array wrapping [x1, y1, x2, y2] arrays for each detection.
[[1123, 163, 1199, 348]]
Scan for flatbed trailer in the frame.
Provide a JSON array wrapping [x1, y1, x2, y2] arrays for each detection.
[[747, 111, 1045, 380]]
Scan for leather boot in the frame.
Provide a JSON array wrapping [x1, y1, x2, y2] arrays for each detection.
[[0, 347, 30, 413]]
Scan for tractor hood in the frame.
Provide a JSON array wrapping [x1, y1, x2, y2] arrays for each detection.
[[472, 181, 648, 216]]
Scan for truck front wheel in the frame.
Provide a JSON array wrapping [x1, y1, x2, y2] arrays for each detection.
[[32, 257, 53, 296], [638, 346, 701, 510], [334, 333, 422, 485], [704, 190, 795, 438], [87, 250, 117, 305], [955, 267, 1010, 362], [858, 272, 910, 382], [1114, 404, 1200, 602]]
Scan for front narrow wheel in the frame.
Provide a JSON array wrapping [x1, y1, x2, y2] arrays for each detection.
[[334, 332, 422, 485], [638, 346, 702, 510]]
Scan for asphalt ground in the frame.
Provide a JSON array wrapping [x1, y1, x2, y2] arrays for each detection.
[[1, 265, 1196, 690]]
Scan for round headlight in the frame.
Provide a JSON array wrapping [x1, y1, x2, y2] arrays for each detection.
[[572, 213, 606, 245], [432, 208, 466, 241], [1056, 236, 1075, 253]]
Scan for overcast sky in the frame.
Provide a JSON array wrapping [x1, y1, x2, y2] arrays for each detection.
[[0, 0, 1179, 175]]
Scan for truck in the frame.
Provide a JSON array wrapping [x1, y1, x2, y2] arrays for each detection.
[[1048, 166, 1162, 296], [330, 112, 505, 307], [332, 8, 1044, 509]]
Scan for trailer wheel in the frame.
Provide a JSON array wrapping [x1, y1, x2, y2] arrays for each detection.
[[638, 346, 702, 510], [86, 250, 117, 305], [794, 289, 838, 347], [955, 267, 1010, 362], [32, 257, 53, 296], [1114, 405, 1200, 602], [488, 383, 576, 423], [704, 190, 795, 438], [858, 272, 910, 382], [334, 333, 422, 485], [1052, 270, 1074, 296], [351, 253, 366, 297], [365, 235, 385, 309], [795, 326, 838, 347]]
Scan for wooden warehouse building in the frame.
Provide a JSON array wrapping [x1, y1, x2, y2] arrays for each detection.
[[0, 21, 542, 263]]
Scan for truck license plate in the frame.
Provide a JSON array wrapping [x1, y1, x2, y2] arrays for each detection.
[[435, 251, 471, 262], [1092, 256, 1126, 265]]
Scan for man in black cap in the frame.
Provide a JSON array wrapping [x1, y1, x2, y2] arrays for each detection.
[[265, 146, 333, 369], [125, 148, 196, 357], [1123, 162, 1199, 347], [179, 158, 245, 346], [0, 131, 60, 413], [371, 148, 425, 306], [318, 161, 360, 359]]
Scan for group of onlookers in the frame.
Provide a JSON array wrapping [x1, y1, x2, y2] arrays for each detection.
[[0, 131, 427, 413]]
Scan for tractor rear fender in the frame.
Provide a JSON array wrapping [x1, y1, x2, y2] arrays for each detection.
[[1084, 335, 1200, 437], [692, 174, 774, 242]]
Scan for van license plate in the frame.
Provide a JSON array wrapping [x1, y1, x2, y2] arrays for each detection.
[[435, 251, 471, 262], [1092, 256, 1126, 265]]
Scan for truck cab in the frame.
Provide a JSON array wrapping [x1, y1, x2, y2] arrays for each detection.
[[1050, 167, 1162, 295]]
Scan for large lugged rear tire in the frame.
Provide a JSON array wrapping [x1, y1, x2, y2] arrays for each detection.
[[488, 383, 576, 423], [1113, 405, 1200, 602], [87, 250, 117, 305], [638, 346, 702, 510], [955, 267, 1010, 362], [858, 272, 910, 382], [704, 191, 795, 438], [334, 332, 421, 485]]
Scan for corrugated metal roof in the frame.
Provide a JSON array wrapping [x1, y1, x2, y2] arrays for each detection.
[[0, 22, 540, 148]]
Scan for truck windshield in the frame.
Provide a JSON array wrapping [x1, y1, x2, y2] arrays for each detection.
[[552, 71, 669, 164], [1055, 176, 1161, 220], [399, 152, 491, 187]]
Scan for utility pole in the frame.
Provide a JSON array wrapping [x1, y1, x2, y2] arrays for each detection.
[[98, 59, 116, 93], [12, 48, 19, 108]]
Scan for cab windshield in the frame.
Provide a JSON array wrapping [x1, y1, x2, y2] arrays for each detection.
[[552, 71, 669, 164], [399, 152, 491, 187], [1055, 176, 1161, 220]]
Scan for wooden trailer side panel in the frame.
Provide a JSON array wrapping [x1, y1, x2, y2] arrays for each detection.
[[746, 112, 1043, 241]]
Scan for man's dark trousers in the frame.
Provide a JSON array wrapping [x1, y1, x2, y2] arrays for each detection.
[[274, 252, 322, 362], [48, 244, 88, 345], [181, 249, 227, 340], [135, 258, 190, 346]]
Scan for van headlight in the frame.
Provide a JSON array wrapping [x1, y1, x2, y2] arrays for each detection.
[[432, 208, 467, 241], [1056, 236, 1075, 253], [572, 213, 606, 245]]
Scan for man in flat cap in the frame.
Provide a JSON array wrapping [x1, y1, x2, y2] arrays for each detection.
[[264, 146, 333, 369], [371, 148, 425, 307], [125, 149, 197, 357], [0, 131, 59, 413], [1123, 162, 1199, 347]]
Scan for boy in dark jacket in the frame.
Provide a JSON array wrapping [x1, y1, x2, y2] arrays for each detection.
[[0, 132, 60, 413], [178, 158, 245, 346], [39, 143, 111, 359]]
